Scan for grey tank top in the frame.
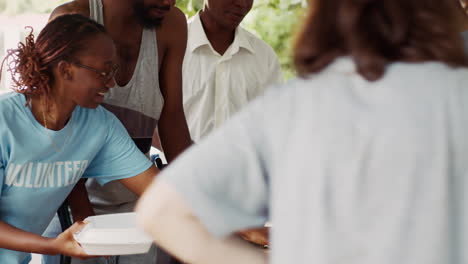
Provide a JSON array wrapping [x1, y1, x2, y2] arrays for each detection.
[[86, 0, 162, 212], [90, 0, 164, 139]]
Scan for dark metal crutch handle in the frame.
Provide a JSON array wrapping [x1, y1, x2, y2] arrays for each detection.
[[57, 200, 72, 264]]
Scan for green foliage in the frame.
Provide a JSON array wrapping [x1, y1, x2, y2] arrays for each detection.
[[176, 0, 204, 17], [243, 1, 305, 80]]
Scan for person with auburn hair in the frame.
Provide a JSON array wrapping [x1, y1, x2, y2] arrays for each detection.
[[0, 14, 158, 264], [136, 0, 468, 263]]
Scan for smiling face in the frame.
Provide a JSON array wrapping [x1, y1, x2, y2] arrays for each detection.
[[133, 0, 176, 28], [62, 33, 118, 109], [204, 0, 254, 30]]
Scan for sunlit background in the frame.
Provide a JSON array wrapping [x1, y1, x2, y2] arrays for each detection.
[[0, 0, 306, 95]]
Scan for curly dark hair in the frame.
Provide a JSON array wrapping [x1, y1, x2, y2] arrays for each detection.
[[0, 14, 107, 101], [294, 0, 468, 81]]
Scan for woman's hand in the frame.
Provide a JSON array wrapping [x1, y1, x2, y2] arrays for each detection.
[[50, 221, 94, 259], [238, 227, 269, 247]]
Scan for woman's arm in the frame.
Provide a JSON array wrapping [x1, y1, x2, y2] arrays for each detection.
[[0, 220, 90, 258], [118, 165, 159, 196], [136, 180, 267, 264]]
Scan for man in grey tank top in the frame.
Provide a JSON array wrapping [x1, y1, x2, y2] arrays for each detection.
[[43, 1, 192, 264]]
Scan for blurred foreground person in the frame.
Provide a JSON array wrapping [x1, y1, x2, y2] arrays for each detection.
[[0, 14, 158, 264], [137, 0, 468, 263]]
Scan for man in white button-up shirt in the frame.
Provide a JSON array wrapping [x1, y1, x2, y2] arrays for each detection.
[[182, 0, 282, 142]]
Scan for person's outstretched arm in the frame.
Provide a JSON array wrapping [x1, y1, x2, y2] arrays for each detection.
[[136, 180, 267, 264], [0, 220, 91, 259]]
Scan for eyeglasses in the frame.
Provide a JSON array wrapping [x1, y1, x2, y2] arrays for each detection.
[[71, 61, 119, 83]]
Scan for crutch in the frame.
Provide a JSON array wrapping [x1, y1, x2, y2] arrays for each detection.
[[57, 200, 72, 264]]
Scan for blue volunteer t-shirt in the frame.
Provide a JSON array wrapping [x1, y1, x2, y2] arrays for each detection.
[[0, 93, 152, 264]]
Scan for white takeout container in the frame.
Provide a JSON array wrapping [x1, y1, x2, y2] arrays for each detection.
[[73, 212, 153, 256]]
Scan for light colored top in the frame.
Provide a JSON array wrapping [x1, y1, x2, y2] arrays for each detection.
[[182, 13, 282, 141], [89, 0, 163, 139], [0, 93, 152, 264], [86, 0, 163, 213], [161, 57, 468, 264]]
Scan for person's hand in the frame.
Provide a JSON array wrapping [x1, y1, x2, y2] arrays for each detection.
[[237, 227, 269, 247], [50, 221, 95, 259]]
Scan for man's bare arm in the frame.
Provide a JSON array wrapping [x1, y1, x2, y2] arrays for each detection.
[[157, 7, 192, 162]]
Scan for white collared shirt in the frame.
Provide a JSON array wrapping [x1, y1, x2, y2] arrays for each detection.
[[182, 13, 283, 141]]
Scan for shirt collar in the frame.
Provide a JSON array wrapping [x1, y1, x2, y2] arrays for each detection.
[[234, 27, 255, 54], [188, 12, 255, 55], [188, 13, 212, 53]]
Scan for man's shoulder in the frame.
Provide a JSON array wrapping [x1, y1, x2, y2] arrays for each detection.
[[239, 27, 277, 58], [158, 6, 187, 40], [50, 0, 90, 21], [165, 6, 187, 25]]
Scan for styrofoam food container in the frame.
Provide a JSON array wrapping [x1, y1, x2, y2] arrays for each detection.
[[73, 212, 153, 256]]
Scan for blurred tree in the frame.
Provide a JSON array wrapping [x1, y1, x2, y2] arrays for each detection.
[[243, 0, 305, 80], [177, 0, 204, 17]]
